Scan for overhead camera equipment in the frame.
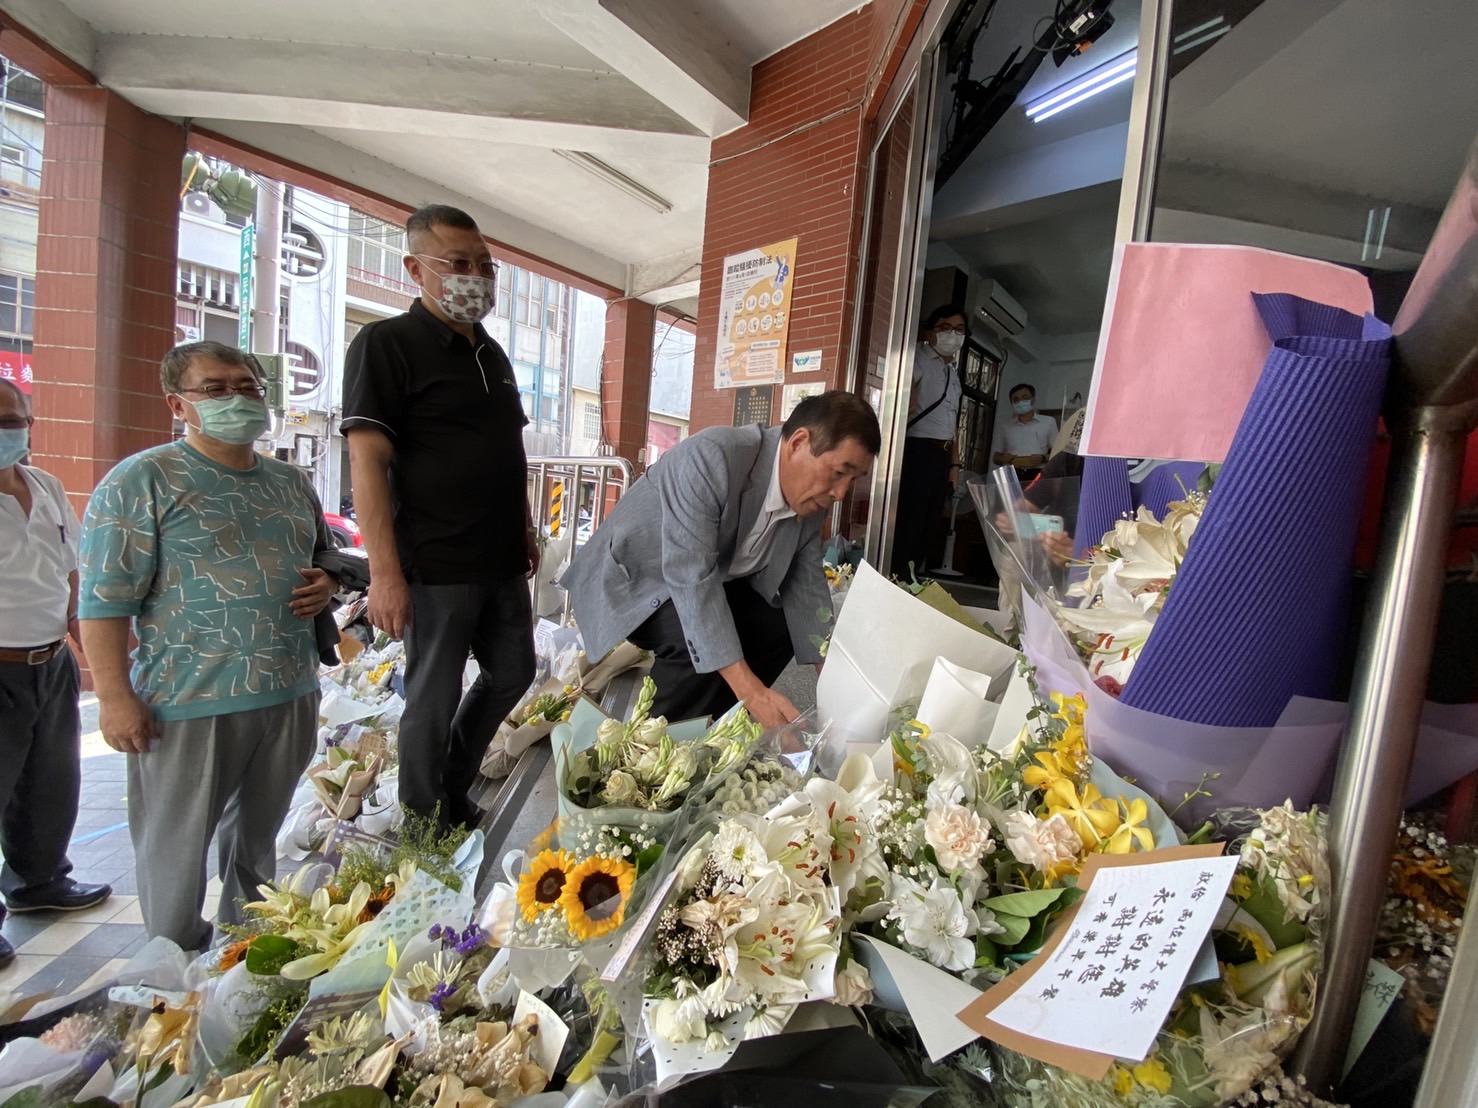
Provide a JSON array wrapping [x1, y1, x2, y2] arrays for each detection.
[[936, 0, 1117, 190]]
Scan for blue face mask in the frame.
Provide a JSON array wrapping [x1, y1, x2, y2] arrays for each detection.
[[0, 426, 27, 468], [187, 395, 270, 445], [1012, 399, 1033, 416]]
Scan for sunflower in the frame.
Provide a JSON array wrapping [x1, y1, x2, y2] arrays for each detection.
[[359, 884, 395, 924], [216, 938, 253, 971], [518, 849, 577, 923], [559, 854, 636, 940]]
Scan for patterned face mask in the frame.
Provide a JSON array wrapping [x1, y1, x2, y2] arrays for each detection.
[[432, 273, 496, 323]]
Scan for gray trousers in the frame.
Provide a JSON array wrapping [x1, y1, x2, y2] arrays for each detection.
[[127, 692, 318, 951], [400, 578, 535, 828], [0, 651, 81, 923]]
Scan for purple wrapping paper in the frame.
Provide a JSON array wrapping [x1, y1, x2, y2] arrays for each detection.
[[1119, 293, 1392, 726]]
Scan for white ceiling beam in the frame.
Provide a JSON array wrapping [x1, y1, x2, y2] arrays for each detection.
[[540, 0, 749, 137], [199, 120, 631, 291], [94, 34, 710, 162], [626, 245, 702, 302], [0, 0, 97, 72]]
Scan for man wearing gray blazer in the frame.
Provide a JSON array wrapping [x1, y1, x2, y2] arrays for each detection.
[[562, 391, 880, 728]]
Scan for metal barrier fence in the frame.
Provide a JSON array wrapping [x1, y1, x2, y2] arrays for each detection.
[[525, 454, 635, 618]]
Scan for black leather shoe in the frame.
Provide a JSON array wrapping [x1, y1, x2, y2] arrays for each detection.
[[0, 935, 14, 968], [3, 879, 112, 914]]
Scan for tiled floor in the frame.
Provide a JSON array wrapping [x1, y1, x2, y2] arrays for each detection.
[[0, 697, 274, 1007]]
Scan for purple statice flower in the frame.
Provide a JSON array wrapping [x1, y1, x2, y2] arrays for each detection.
[[428, 921, 487, 955], [453, 923, 488, 956], [428, 981, 457, 1013]]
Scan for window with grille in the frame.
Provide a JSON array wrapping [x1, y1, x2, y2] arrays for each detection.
[[176, 264, 238, 308], [346, 211, 408, 287], [0, 274, 36, 339], [582, 402, 600, 440]]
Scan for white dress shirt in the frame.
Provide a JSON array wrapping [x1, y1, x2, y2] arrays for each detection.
[[907, 342, 962, 441], [0, 465, 80, 647], [999, 413, 1059, 461], [727, 447, 796, 579]]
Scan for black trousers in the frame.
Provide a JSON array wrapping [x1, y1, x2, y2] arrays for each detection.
[[628, 580, 795, 722], [400, 578, 536, 827], [0, 650, 81, 926], [892, 436, 952, 578]]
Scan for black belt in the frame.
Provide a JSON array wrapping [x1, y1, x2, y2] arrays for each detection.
[[0, 640, 66, 665]]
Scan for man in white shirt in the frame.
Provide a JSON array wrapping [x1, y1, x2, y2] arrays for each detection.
[[993, 382, 1058, 480], [0, 379, 111, 966], [893, 305, 970, 578]]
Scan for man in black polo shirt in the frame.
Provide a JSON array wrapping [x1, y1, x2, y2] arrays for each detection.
[[342, 204, 538, 830]]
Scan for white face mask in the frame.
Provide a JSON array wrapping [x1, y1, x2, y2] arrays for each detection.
[[933, 331, 965, 358], [429, 272, 496, 323]]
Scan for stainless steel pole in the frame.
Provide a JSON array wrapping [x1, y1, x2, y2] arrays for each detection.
[[1293, 138, 1478, 1093], [1414, 872, 1478, 1108], [1114, 0, 1175, 244], [1292, 412, 1466, 1092]]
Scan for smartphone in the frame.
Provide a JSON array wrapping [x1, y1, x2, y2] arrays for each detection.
[[1028, 513, 1065, 534]]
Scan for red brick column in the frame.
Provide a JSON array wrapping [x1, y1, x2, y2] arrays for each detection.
[[689, 1, 927, 433], [29, 86, 183, 512], [601, 298, 655, 468]]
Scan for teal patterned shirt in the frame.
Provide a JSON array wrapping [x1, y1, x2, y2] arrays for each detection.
[[79, 441, 328, 721]]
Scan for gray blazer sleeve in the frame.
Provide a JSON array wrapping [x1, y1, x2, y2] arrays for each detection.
[[651, 436, 745, 673]]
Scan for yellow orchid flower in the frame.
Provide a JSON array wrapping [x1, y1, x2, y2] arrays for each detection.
[[1102, 797, 1155, 854], [1049, 691, 1087, 727], [1112, 1066, 1135, 1096], [1022, 750, 1070, 791], [1132, 1057, 1173, 1094], [1043, 779, 1120, 847]]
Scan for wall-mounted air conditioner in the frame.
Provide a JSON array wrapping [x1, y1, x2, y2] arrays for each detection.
[[970, 278, 1027, 337]]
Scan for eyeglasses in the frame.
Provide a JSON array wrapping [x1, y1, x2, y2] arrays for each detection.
[[177, 383, 267, 400], [934, 323, 968, 334], [414, 253, 500, 279], [0, 415, 31, 430]]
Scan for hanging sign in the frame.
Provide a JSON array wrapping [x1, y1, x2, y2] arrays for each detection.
[[714, 237, 798, 390], [238, 221, 255, 349]]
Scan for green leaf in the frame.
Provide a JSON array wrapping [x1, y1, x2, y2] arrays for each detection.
[[633, 843, 664, 874], [245, 933, 301, 975], [973, 936, 1000, 968], [980, 888, 1069, 917], [1, 1087, 44, 1108], [990, 912, 1032, 946], [300, 1089, 395, 1108], [1237, 876, 1309, 950]]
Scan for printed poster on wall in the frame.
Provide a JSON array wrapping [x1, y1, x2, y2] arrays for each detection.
[[714, 237, 799, 390]]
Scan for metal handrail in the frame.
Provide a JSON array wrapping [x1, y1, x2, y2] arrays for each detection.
[[1293, 135, 1478, 1093]]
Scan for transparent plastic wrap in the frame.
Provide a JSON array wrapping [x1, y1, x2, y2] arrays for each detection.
[[971, 467, 1082, 633]]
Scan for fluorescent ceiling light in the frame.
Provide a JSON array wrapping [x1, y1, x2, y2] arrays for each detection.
[[1025, 50, 1137, 122], [1025, 13, 1230, 123], [1173, 15, 1229, 53], [554, 149, 673, 214]]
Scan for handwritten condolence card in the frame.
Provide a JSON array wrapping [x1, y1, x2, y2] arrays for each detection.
[[987, 854, 1239, 1063]]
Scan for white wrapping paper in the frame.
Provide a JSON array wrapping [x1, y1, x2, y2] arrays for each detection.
[[817, 562, 1017, 747]]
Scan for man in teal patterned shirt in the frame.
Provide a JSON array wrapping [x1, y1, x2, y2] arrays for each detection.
[[78, 342, 337, 951]]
